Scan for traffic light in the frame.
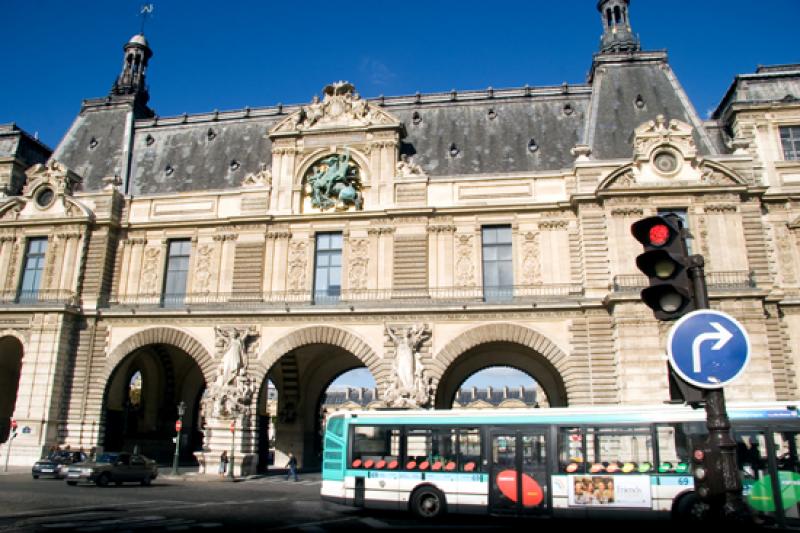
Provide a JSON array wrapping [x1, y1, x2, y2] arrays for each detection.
[[630, 214, 695, 320], [691, 444, 724, 502]]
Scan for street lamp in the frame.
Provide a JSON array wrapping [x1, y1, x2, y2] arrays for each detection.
[[171, 401, 186, 476]]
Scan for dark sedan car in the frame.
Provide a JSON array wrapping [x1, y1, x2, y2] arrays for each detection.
[[65, 452, 158, 486], [32, 451, 88, 479]]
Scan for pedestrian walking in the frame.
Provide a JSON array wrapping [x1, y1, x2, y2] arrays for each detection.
[[285, 452, 299, 481], [219, 450, 228, 477]]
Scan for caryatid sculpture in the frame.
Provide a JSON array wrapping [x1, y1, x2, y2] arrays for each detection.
[[383, 324, 435, 408], [202, 326, 258, 420]]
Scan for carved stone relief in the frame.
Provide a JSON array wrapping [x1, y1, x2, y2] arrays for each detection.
[[383, 324, 435, 408], [288, 240, 308, 291], [521, 231, 542, 285], [776, 224, 797, 285], [242, 165, 272, 187], [348, 239, 369, 290], [194, 243, 216, 295], [201, 326, 260, 420], [455, 234, 475, 287], [140, 247, 161, 294]]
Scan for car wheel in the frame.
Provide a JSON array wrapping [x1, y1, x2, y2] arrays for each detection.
[[96, 473, 111, 487], [141, 476, 152, 486], [67, 481, 78, 486], [410, 486, 446, 519]]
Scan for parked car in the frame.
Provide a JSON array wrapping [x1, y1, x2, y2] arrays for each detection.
[[65, 452, 158, 486], [32, 451, 87, 479]]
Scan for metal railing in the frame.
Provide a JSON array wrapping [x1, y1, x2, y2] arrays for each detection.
[[612, 270, 755, 292], [110, 284, 584, 310], [0, 290, 78, 306]]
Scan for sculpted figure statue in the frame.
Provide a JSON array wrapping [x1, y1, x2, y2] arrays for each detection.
[[307, 148, 363, 211], [386, 324, 430, 394], [216, 326, 255, 385]]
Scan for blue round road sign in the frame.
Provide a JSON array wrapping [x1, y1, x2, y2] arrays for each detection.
[[667, 310, 751, 389]]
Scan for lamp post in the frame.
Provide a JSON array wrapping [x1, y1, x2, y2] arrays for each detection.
[[227, 419, 235, 480], [171, 401, 186, 476]]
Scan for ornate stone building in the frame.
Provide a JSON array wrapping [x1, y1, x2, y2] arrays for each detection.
[[2, 1, 800, 473]]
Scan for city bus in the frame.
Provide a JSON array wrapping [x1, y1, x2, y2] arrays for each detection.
[[320, 403, 800, 526]]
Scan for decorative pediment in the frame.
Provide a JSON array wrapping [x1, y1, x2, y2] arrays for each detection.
[[270, 81, 401, 136], [633, 115, 696, 162], [597, 116, 748, 194], [598, 159, 748, 193], [0, 160, 93, 221], [23, 159, 82, 197]]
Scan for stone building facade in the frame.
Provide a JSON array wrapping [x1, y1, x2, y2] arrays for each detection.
[[2, 1, 800, 473]]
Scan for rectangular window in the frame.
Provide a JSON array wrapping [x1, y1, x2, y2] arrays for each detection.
[[457, 428, 483, 472], [314, 232, 342, 304], [405, 428, 459, 471], [18, 237, 48, 303], [585, 426, 654, 473], [482, 225, 513, 301], [781, 126, 800, 161], [350, 426, 401, 469], [162, 239, 191, 307], [558, 427, 586, 474]]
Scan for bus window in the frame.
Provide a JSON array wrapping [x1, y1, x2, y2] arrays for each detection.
[[772, 431, 800, 521], [351, 426, 400, 469], [406, 428, 458, 471], [585, 427, 653, 474], [655, 424, 690, 474], [559, 427, 584, 473], [457, 428, 482, 472]]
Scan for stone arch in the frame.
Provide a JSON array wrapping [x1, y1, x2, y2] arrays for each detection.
[[102, 327, 215, 386], [432, 323, 571, 408], [250, 325, 381, 387], [0, 334, 24, 443]]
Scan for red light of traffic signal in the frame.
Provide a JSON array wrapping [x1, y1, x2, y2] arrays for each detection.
[[649, 224, 670, 246]]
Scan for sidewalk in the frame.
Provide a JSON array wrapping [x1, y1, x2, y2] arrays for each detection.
[[157, 466, 320, 483]]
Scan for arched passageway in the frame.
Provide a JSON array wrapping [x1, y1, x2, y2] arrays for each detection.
[[257, 344, 375, 471], [435, 341, 568, 409], [453, 366, 547, 408], [0, 336, 23, 443], [103, 344, 206, 463]]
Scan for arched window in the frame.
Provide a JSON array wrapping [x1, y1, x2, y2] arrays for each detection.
[[614, 5, 622, 24]]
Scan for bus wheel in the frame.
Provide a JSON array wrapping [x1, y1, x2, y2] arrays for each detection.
[[411, 486, 446, 519], [674, 493, 710, 521]]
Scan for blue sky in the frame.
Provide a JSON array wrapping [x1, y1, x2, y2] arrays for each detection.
[[2, 1, 798, 149], [328, 366, 535, 391]]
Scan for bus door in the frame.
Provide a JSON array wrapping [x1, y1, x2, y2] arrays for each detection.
[[489, 430, 549, 515]]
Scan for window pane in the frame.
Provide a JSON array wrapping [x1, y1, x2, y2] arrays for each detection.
[[585, 427, 654, 473], [163, 239, 190, 307], [781, 126, 800, 160], [496, 227, 512, 244], [18, 237, 48, 301], [314, 233, 342, 303], [559, 427, 585, 474], [458, 429, 483, 472], [351, 426, 401, 469]]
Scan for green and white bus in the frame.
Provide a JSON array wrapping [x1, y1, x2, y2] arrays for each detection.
[[320, 403, 800, 526]]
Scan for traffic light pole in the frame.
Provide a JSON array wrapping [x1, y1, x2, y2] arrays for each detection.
[[688, 255, 749, 521]]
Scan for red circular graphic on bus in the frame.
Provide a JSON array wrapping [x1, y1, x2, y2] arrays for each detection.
[[496, 470, 544, 507]]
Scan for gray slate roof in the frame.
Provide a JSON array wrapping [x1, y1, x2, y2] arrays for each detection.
[[51, 51, 732, 195]]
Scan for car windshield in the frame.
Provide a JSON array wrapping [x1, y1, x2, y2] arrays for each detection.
[[96, 453, 119, 464], [47, 452, 71, 462]]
